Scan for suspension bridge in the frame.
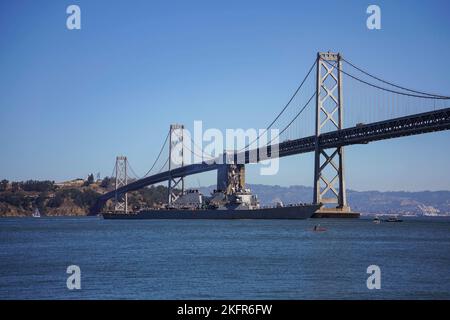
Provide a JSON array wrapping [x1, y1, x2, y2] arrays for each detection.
[[90, 52, 450, 217]]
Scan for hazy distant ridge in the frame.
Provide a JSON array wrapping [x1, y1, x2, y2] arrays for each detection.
[[198, 184, 450, 216]]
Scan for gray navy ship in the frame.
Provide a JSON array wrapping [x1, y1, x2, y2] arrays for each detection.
[[103, 188, 321, 220]]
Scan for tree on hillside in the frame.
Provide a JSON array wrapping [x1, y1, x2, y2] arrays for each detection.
[[11, 182, 20, 192], [0, 180, 9, 192], [86, 174, 94, 186], [100, 177, 114, 189], [20, 180, 55, 192]]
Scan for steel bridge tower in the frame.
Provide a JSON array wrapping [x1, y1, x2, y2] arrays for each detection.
[[168, 124, 185, 204], [114, 155, 128, 213], [313, 52, 353, 216]]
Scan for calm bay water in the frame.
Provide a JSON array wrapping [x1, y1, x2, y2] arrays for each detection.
[[0, 216, 449, 299]]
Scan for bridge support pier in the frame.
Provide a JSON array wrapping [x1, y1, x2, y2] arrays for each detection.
[[312, 52, 359, 218], [217, 163, 245, 194]]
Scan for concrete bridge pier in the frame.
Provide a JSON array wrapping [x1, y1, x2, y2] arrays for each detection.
[[312, 206, 360, 218], [216, 163, 245, 194]]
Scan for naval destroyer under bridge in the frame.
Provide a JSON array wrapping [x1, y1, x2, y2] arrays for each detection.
[[90, 52, 450, 216]]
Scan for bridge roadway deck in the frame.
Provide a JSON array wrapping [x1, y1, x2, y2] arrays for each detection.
[[90, 107, 450, 214]]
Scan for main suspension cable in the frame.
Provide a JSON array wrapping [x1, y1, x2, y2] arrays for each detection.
[[126, 159, 141, 180], [324, 60, 450, 99], [172, 130, 215, 161], [158, 157, 169, 173], [343, 58, 450, 99], [238, 58, 318, 152], [265, 91, 316, 147], [142, 131, 170, 177]]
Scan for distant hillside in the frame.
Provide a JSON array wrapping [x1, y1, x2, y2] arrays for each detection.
[[2, 178, 449, 217], [0, 177, 169, 217], [198, 184, 450, 216]]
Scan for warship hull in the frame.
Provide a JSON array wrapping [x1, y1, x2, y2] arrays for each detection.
[[102, 204, 320, 220]]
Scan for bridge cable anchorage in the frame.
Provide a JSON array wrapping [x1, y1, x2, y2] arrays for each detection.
[[323, 59, 450, 100], [342, 58, 450, 99], [142, 131, 170, 178], [265, 91, 316, 147], [237, 58, 318, 153]]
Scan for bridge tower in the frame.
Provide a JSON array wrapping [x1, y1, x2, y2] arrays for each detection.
[[313, 52, 354, 217], [114, 155, 128, 213], [168, 124, 185, 204]]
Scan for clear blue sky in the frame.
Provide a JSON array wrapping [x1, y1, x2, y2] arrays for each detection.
[[1, 0, 449, 192]]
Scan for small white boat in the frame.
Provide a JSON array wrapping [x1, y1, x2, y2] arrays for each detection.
[[32, 208, 41, 218], [373, 216, 381, 224]]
